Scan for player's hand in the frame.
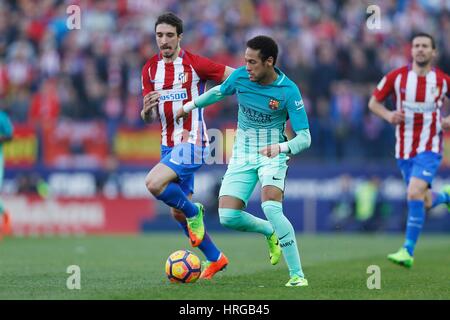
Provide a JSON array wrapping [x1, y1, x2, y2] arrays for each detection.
[[175, 102, 192, 124], [259, 144, 280, 158], [387, 110, 405, 125], [141, 108, 158, 123], [142, 91, 160, 123], [143, 91, 159, 111], [442, 116, 450, 131]]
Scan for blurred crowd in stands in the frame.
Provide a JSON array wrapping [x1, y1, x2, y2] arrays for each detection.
[[1, 0, 450, 165]]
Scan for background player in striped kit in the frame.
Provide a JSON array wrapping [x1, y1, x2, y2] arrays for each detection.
[[141, 12, 234, 279], [369, 32, 450, 268]]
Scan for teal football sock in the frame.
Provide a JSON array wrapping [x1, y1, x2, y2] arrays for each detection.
[[262, 200, 304, 278], [218, 208, 273, 237]]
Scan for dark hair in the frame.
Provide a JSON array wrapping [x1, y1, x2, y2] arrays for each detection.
[[246, 35, 278, 65], [411, 32, 436, 49], [155, 12, 183, 35]]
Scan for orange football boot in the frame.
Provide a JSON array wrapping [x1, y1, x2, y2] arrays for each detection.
[[200, 253, 229, 280]]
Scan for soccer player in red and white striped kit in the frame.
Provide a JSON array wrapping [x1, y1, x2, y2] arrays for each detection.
[[369, 32, 450, 268], [141, 12, 234, 279]]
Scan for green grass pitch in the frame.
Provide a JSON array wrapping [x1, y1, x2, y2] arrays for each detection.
[[0, 233, 449, 299]]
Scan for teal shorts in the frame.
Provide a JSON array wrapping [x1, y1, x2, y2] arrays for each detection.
[[219, 144, 288, 206]]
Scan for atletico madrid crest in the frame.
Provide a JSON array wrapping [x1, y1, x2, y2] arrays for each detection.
[[269, 99, 279, 110], [178, 72, 189, 84]]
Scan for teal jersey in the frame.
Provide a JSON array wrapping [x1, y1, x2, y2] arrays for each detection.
[[0, 110, 13, 157], [220, 66, 309, 148]]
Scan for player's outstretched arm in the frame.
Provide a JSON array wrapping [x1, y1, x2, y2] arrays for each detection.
[[368, 95, 404, 125], [259, 129, 311, 158], [175, 85, 227, 124]]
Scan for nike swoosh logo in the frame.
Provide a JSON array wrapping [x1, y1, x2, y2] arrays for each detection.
[[296, 106, 304, 110], [279, 232, 289, 240], [273, 177, 282, 181]]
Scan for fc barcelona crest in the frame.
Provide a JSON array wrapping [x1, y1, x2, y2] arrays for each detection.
[[269, 99, 279, 110]]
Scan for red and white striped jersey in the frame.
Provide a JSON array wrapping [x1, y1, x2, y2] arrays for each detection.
[[141, 49, 225, 147], [373, 65, 450, 159]]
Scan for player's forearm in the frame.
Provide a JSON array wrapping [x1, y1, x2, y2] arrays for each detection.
[[368, 96, 390, 122], [279, 128, 311, 155], [183, 85, 226, 112]]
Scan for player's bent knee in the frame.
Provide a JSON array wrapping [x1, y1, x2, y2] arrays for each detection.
[[218, 196, 245, 210], [145, 175, 164, 196], [261, 186, 283, 202], [218, 208, 244, 230], [407, 188, 426, 200]]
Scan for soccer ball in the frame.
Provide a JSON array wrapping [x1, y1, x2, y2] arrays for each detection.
[[165, 250, 201, 283]]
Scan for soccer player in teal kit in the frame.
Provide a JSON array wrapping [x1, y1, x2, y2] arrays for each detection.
[[176, 36, 311, 286]]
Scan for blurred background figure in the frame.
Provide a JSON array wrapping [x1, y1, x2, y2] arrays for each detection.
[[330, 174, 354, 231], [353, 175, 391, 232]]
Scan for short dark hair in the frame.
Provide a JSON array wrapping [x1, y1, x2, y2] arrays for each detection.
[[411, 32, 436, 49], [155, 12, 183, 35], [246, 35, 278, 65]]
